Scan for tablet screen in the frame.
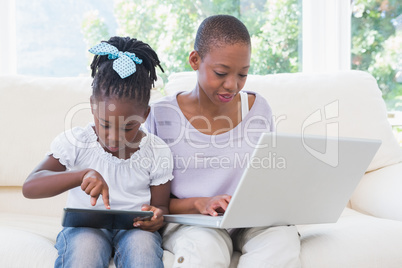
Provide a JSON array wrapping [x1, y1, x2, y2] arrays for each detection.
[[62, 208, 154, 229]]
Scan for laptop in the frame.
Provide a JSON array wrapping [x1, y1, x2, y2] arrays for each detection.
[[163, 133, 381, 229]]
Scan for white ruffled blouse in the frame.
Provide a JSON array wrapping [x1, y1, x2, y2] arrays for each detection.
[[49, 123, 173, 210]]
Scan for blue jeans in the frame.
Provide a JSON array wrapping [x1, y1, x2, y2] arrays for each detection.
[[55, 227, 163, 268]]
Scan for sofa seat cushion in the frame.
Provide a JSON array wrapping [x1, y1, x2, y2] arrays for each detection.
[[0, 212, 176, 268], [0, 212, 62, 241], [3, 209, 402, 267], [298, 208, 402, 268], [0, 213, 61, 267], [0, 228, 58, 268]]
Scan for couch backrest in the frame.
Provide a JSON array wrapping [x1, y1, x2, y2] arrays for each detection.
[[0, 75, 93, 187], [164, 70, 402, 172], [0, 75, 164, 189], [1, 71, 401, 216], [0, 75, 164, 217]]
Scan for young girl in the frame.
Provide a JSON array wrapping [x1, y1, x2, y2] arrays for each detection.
[[23, 36, 173, 268], [145, 15, 301, 267]]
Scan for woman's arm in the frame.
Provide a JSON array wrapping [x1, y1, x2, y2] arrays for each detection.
[[170, 194, 232, 216], [23, 155, 110, 208]]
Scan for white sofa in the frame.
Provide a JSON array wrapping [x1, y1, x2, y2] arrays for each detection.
[[1, 70, 402, 267]]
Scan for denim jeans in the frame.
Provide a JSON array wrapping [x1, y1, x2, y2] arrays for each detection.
[[55, 227, 163, 268]]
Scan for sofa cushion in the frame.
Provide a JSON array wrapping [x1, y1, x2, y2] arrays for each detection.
[[351, 162, 402, 221], [5, 209, 401, 268], [0, 213, 62, 241], [0, 228, 58, 267], [0, 212, 178, 268], [0, 212, 61, 267], [0, 187, 67, 217], [298, 208, 402, 267], [0, 75, 164, 187], [163, 71, 402, 172], [0, 75, 93, 187]]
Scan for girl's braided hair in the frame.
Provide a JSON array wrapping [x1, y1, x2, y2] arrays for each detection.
[[90, 36, 164, 107]]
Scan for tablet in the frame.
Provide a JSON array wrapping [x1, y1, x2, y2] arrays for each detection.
[[62, 208, 154, 229]]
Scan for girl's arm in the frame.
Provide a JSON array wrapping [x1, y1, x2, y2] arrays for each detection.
[[149, 180, 171, 215], [23, 155, 110, 208], [135, 181, 171, 232], [23, 155, 84, 198], [170, 195, 232, 216]]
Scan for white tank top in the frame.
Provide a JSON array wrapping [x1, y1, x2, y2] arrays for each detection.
[[240, 91, 249, 120]]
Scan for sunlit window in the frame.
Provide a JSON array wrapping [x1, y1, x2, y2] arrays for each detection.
[[14, 0, 302, 79], [351, 0, 402, 111]]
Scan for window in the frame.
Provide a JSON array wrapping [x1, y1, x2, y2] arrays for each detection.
[[14, 0, 115, 77], [7, 0, 302, 79], [351, 0, 402, 112], [3, 0, 400, 115], [350, 0, 402, 145]]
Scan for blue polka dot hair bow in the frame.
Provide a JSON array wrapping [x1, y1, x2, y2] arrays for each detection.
[[89, 42, 143, 79]]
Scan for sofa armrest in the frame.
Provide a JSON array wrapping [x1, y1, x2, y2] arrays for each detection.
[[350, 162, 402, 222]]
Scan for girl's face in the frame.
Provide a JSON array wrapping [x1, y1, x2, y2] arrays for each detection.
[[90, 96, 149, 158], [190, 43, 251, 105]]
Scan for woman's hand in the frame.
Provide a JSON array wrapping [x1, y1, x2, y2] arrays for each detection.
[[195, 195, 232, 216], [133, 204, 165, 232], [81, 169, 110, 209]]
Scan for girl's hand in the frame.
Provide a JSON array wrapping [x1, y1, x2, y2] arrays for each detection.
[[133, 204, 164, 232], [81, 169, 110, 209], [195, 195, 232, 216]]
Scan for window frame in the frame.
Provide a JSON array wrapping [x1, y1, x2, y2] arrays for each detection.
[[302, 0, 351, 73]]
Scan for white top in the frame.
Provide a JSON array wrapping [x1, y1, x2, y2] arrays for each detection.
[[240, 91, 249, 120], [49, 123, 174, 210], [145, 91, 274, 198]]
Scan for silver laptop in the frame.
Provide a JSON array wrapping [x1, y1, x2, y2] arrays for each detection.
[[164, 133, 381, 229]]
